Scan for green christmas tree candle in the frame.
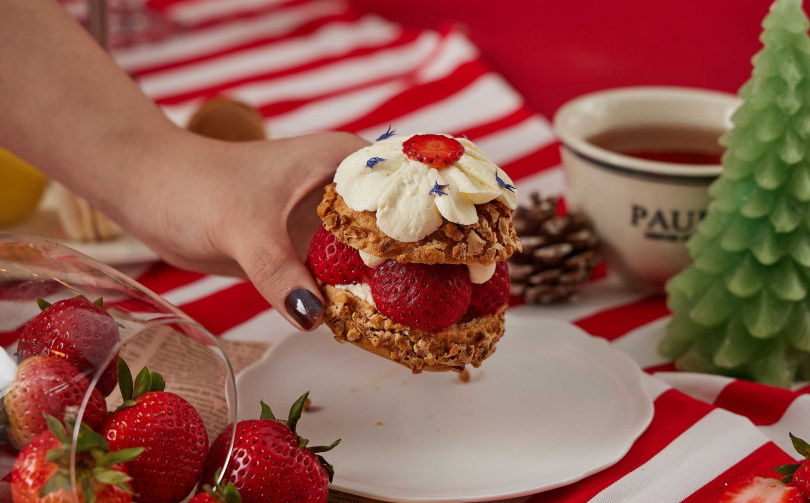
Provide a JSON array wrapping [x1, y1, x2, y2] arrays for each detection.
[[660, 0, 810, 388]]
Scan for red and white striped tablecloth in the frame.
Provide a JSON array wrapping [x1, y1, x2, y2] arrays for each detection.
[[106, 0, 810, 500]]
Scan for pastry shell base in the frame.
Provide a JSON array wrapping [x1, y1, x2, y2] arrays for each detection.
[[318, 280, 505, 373]]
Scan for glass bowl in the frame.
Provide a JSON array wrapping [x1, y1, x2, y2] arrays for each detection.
[[0, 234, 237, 501]]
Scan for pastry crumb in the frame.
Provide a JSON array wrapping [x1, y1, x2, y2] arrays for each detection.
[[375, 421, 383, 426], [303, 398, 311, 412], [458, 369, 471, 383]]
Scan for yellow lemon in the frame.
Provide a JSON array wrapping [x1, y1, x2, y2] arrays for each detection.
[[0, 148, 48, 226]]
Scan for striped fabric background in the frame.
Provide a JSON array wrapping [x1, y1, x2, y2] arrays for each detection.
[[41, 0, 810, 500]]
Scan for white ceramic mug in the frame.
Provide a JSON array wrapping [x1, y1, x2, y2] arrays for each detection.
[[554, 87, 740, 292]]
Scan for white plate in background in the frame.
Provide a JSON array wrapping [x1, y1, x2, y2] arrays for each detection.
[[237, 316, 654, 502]]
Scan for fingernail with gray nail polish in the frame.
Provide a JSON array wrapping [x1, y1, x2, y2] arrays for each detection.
[[285, 289, 323, 330]]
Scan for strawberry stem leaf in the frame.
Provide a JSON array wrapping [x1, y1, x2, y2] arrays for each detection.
[[773, 463, 802, 476], [118, 358, 134, 402], [790, 432, 810, 459], [782, 473, 794, 483], [259, 401, 275, 421], [82, 474, 96, 503], [44, 414, 69, 443], [39, 469, 70, 497], [221, 482, 242, 503], [91, 467, 132, 485], [309, 438, 341, 454], [93, 298, 104, 308], [98, 447, 144, 467], [36, 298, 51, 311], [287, 392, 309, 433], [150, 371, 165, 392], [132, 366, 152, 399]]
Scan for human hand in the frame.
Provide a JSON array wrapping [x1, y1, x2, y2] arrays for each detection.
[[117, 130, 369, 331]]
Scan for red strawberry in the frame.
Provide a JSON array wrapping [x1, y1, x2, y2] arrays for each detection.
[[17, 297, 120, 396], [307, 226, 365, 285], [791, 462, 810, 498], [467, 261, 510, 317], [101, 360, 208, 503], [718, 475, 803, 503], [402, 134, 465, 168], [200, 393, 339, 503], [11, 415, 142, 503], [370, 260, 471, 331], [190, 470, 241, 503], [3, 356, 107, 450], [773, 433, 810, 498]]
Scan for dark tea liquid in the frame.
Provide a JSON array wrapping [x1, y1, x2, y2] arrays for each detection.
[[587, 125, 724, 165]]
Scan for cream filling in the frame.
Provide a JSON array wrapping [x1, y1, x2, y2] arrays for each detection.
[[335, 282, 376, 308], [357, 250, 496, 284], [359, 250, 386, 268], [467, 262, 496, 284]]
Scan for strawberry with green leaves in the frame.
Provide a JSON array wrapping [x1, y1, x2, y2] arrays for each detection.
[[190, 470, 241, 503], [200, 393, 339, 503], [11, 415, 142, 503], [101, 360, 208, 503], [3, 356, 107, 450], [17, 297, 120, 397], [772, 432, 810, 498]]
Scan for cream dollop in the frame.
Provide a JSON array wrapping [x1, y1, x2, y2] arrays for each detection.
[[467, 263, 496, 284], [359, 250, 385, 268], [334, 134, 518, 243]]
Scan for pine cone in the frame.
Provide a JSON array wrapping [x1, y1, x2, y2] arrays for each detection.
[[509, 193, 601, 304]]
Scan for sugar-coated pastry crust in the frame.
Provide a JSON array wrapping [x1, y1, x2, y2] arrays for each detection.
[[317, 183, 521, 266], [318, 280, 505, 373]]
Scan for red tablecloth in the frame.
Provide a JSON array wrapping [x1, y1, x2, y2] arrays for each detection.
[[104, 0, 810, 500]]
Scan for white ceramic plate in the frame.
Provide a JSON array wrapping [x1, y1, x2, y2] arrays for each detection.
[[237, 315, 654, 502], [0, 188, 159, 266]]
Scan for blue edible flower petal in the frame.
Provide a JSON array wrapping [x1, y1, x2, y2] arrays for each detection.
[[429, 181, 448, 197], [366, 156, 386, 169], [496, 172, 516, 192], [375, 125, 396, 141]]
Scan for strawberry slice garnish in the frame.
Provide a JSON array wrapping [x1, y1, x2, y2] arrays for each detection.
[[403, 134, 465, 168], [717, 475, 803, 502]]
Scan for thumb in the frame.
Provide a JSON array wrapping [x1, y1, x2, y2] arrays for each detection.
[[233, 235, 324, 332]]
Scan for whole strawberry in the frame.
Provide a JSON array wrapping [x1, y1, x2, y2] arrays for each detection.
[[17, 297, 120, 396], [200, 393, 340, 503], [4, 356, 107, 450], [718, 474, 803, 503], [307, 226, 366, 285], [370, 260, 472, 331], [772, 432, 810, 498], [467, 261, 510, 317], [101, 360, 208, 503], [190, 469, 241, 503], [11, 415, 142, 503]]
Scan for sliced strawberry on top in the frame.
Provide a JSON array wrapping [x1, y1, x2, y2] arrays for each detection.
[[718, 475, 803, 503], [370, 260, 471, 331], [467, 261, 510, 317], [307, 226, 365, 285], [403, 134, 465, 168]]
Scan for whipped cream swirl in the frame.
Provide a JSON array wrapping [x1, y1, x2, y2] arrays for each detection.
[[334, 134, 519, 243]]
